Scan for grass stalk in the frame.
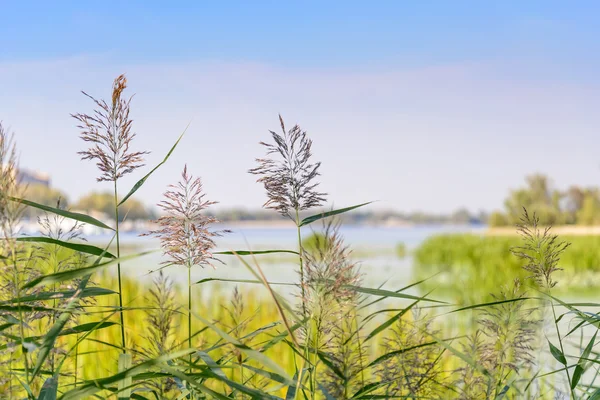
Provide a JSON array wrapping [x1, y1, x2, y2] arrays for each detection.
[[12, 249, 30, 390], [113, 180, 126, 353]]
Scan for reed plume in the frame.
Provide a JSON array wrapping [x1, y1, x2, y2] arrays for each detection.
[[72, 74, 147, 183], [146, 165, 227, 268], [0, 122, 33, 390], [249, 114, 326, 219], [511, 208, 569, 289]]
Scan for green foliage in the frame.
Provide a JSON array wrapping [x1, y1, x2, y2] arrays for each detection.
[[74, 191, 153, 221], [491, 173, 600, 226], [414, 233, 600, 303], [20, 184, 69, 219]]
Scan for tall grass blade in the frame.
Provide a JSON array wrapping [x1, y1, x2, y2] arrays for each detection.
[[9, 196, 114, 230], [16, 237, 116, 259], [38, 377, 58, 400], [191, 310, 295, 385], [216, 249, 299, 256], [118, 128, 187, 206], [118, 353, 133, 400], [548, 339, 567, 365], [3, 287, 115, 304], [572, 331, 598, 389], [23, 251, 155, 289], [299, 202, 372, 227], [32, 275, 91, 379], [343, 284, 446, 304]]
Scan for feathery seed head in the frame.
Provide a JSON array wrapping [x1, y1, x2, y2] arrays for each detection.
[[511, 208, 569, 289], [302, 221, 361, 311], [72, 74, 148, 182], [144, 165, 228, 268], [249, 115, 326, 219]]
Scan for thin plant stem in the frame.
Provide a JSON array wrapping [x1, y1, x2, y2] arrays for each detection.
[[188, 263, 193, 369], [295, 208, 306, 316], [114, 180, 126, 353], [74, 334, 79, 388], [10, 243, 30, 396]]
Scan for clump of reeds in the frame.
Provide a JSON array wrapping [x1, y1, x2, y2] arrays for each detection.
[[455, 331, 488, 399], [0, 122, 34, 388], [479, 279, 538, 397], [511, 208, 575, 397], [34, 206, 89, 374], [378, 308, 444, 398], [301, 221, 363, 398], [142, 271, 179, 396]]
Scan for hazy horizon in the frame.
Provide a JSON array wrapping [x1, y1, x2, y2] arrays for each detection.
[[2, 2, 600, 214]]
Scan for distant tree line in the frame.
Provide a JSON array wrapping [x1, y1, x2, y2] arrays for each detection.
[[489, 173, 600, 226], [21, 183, 155, 221]]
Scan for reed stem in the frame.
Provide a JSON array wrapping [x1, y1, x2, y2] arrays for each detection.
[[114, 180, 126, 353]]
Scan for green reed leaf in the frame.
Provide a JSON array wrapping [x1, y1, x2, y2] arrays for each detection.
[[118, 127, 187, 206], [590, 388, 600, 399], [60, 349, 195, 399], [216, 249, 299, 256], [365, 298, 421, 342], [118, 353, 133, 400], [351, 382, 387, 399], [449, 297, 530, 313], [191, 310, 295, 385], [22, 251, 155, 289], [343, 284, 447, 304], [367, 340, 439, 368], [572, 331, 598, 389], [37, 377, 58, 400], [548, 340, 567, 365], [3, 287, 115, 304], [9, 196, 114, 231], [299, 202, 372, 227], [32, 275, 91, 379], [16, 237, 116, 259], [195, 277, 294, 286]]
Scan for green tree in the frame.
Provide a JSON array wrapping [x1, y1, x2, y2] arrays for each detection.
[[503, 174, 564, 225], [21, 183, 69, 219], [488, 211, 509, 227], [74, 191, 152, 221], [576, 190, 600, 225]]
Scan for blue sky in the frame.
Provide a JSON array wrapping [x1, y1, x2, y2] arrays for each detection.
[[1, 2, 600, 213]]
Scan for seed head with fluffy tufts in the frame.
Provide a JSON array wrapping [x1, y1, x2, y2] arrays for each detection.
[[249, 115, 326, 219], [72, 74, 148, 182], [511, 208, 569, 289], [144, 165, 227, 268]]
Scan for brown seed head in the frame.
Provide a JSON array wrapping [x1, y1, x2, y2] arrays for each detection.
[[72, 74, 148, 182], [249, 115, 326, 219], [144, 165, 228, 268]]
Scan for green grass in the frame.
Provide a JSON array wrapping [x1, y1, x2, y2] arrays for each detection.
[[413, 233, 600, 303]]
